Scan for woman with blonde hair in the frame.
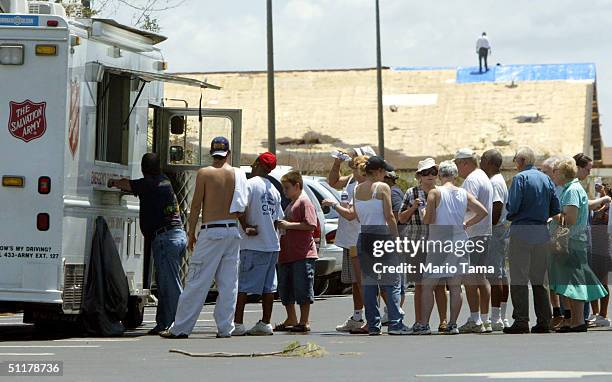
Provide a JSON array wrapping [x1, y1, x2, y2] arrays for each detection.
[[324, 156, 410, 335], [549, 157, 608, 332], [328, 154, 369, 333]]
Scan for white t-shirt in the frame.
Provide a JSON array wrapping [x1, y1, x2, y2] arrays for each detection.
[[490, 173, 508, 226], [462, 168, 493, 237], [334, 178, 360, 249], [476, 36, 490, 50], [240, 177, 284, 252]]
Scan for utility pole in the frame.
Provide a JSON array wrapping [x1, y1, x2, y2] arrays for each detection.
[[375, 0, 384, 158], [266, 0, 276, 155]]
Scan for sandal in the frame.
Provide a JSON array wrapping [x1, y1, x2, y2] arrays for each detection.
[[273, 323, 295, 332], [290, 324, 311, 333]]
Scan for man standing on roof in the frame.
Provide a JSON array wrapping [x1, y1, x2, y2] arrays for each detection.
[[476, 32, 491, 73]]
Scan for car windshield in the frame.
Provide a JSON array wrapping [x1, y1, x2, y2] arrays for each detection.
[[306, 181, 339, 220]]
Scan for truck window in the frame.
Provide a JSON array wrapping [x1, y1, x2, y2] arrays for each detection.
[[168, 115, 232, 166], [96, 73, 131, 165]]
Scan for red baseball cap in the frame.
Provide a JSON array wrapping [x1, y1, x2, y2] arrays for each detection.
[[257, 152, 277, 170]]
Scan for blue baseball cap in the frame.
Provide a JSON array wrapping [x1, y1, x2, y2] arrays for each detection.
[[210, 136, 230, 157]]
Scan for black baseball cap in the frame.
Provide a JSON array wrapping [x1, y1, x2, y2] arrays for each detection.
[[365, 156, 394, 172], [210, 136, 230, 157]]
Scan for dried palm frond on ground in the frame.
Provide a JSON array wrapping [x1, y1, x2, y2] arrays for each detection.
[[169, 341, 327, 358]]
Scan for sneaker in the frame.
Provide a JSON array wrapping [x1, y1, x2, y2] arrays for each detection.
[[216, 333, 231, 338], [445, 323, 459, 335], [388, 324, 413, 335], [587, 314, 597, 323], [459, 320, 485, 334], [336, 317, 365, 332], [232, 323, 247, 336], [491, 319, 505, 332], [482, 320, 493, 333], [159, 330, 188, 339], [503, 318, 510, 328], [410, 323, 431, 335], [594, 315, 611, 328], [247, 320, 273, 336]]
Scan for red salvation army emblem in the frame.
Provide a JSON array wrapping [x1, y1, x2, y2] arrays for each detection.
[[7, 100, 47, 143]]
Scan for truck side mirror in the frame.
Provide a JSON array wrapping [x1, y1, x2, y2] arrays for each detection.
[[169, 146, 184, 162], [322, 205, 331, 214], [170, 115, 185, 135]]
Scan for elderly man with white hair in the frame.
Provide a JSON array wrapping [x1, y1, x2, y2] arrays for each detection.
[[504, 146, 561, 334]]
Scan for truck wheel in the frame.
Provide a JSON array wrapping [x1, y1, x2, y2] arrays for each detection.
[[122, 296, 145, 329]]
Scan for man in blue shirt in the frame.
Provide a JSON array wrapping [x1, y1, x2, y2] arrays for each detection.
[[504, 147, 560, 334]]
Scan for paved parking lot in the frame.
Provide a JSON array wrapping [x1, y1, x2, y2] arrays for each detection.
[[1, 293, 612, 381]]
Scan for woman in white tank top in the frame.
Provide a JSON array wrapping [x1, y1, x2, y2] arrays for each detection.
[[414, 160, 489, 335], [324, 156, 410, 335]]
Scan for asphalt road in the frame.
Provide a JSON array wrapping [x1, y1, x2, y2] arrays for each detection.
[[1, 292, 612, 382]]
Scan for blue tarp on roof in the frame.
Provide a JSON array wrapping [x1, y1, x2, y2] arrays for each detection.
[[392, 66, 455, 71], [455, 63, 596, 83]]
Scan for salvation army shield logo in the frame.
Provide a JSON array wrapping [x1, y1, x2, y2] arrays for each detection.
[[8, 100, 47, 143]]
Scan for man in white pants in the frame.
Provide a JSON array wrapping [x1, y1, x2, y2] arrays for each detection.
[[160, 137, 248, 339]]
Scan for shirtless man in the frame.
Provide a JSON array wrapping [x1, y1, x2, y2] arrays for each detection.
[[161, 136, 248, 339]]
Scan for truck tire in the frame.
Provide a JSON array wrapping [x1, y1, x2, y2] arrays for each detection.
[[122, 296, 145, 329]]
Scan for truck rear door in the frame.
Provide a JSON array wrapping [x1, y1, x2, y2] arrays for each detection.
[[0, 15, 69, 304]]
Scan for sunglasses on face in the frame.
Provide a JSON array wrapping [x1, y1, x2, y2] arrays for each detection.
[[418, 168, 438, 176]]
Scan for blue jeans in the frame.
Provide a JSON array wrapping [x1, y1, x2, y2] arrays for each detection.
[[152, 228, 186, 330], [357, 233, 404, 332]]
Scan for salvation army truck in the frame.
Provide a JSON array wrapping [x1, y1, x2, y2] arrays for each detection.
[[0, 0, 242, 327]]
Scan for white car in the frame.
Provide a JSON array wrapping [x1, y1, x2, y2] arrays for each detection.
[[241, 166, 343, 295]]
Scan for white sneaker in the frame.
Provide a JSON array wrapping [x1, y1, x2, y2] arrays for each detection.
[[491, 319, 505, 331], [232, 323, 247, 336], [594, 315, 611, 328], [482, 320, 493, 333], [587, 314, 598, 323], [247, 320, 273, 336], [503, 318, 510, 328], [459, 320, 485, 334], [336, 317, 364, 332]]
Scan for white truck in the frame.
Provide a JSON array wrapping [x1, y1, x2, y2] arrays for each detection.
[[0, 0, 242, 328]]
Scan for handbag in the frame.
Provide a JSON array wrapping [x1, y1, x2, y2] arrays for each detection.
[[550, 218, 570, 261]]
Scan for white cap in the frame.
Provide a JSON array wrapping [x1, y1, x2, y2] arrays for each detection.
[[417, 158, 437, 173], [454, 148, 475, 160], [595, 177, 603, 186], [353, 146, 377, 157]]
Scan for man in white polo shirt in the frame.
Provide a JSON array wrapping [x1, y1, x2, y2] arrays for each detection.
[[455, 148, 494, 333]]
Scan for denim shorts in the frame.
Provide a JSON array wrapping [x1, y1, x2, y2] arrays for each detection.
[[238, 250, 279, 294], [278, 258, 316, 305]]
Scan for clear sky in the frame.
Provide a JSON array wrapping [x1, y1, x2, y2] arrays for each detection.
[[101, 0, 612, 145]]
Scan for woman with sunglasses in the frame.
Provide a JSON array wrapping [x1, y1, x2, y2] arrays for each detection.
[[412, 160, 488, 335], [399, 158, 449, 333]]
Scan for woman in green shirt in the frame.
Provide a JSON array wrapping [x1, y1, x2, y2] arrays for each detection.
[[549, 157, 608, 332]]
